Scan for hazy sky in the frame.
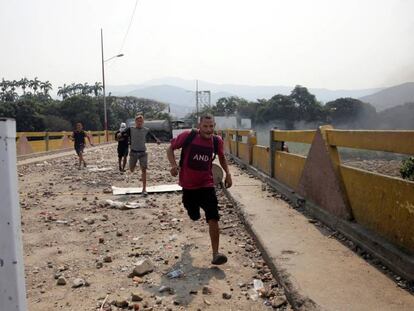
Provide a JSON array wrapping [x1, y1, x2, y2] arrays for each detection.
[[1, 0, 414, 90]]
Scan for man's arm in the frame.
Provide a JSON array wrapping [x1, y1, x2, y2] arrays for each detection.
[[218, 154, 232, 188], [148, 130, 161, 144], [166, 145, 179, 176], [86, 132, 94, 146]]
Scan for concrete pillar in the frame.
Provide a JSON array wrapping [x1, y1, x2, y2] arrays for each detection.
[[0, 118, 28, 311]]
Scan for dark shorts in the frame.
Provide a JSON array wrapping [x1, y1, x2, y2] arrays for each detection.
[[117, 145, 129, 158], [182, 187, 220, 223], [75, 144, 85, 156]]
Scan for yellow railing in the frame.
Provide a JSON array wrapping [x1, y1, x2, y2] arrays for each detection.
[[221, 127, 414, 254], [222, 129, 256, 165], [16, 131, 115, 156], [324, 129, 414, 253]]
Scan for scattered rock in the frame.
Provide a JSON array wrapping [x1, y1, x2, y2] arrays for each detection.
[[131, 293, 143, 302], [272, 296, 287, 308], [222, 292, 232, 299], [129, 259, 154, 277], [203, 298, 211, 306], [112, 300, 129, 308], [72, 278, 86, 288], [202, 286, 212, 295], [83, 218, 95, 225], [56, 276, 67, 286], [103, 256, 112, 263]]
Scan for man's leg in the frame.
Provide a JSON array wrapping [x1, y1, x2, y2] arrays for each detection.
[[141, 167, 147, 192], [118, 157, 122, 171], [129, 153, 138, 173], [208, 219, 220, 256], [122, 156, 127, 171], [202, 188, 227, 265], [78, 149, 85, 168], [77, 153, 82, 169], [139, 153, 148, 195]]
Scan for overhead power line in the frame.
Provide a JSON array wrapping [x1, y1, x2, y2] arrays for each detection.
[[119, 0, 140, 54]]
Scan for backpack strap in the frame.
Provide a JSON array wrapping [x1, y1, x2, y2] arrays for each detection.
[[179, 129, 197, 167], [212, 135, 219, 161], [178, 130, 220, 167]]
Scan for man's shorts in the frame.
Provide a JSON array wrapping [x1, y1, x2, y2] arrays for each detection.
[[75, 144, 85, 156], [129, 151, 148, 170], [117, 145, 129, 158], [182, 187, 220, 223]]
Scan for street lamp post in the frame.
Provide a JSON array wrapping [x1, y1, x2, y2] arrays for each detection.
[[101, 28, 124, 142]]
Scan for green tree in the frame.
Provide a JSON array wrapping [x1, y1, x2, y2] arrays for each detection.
[[325, 98, 377, 128], [290, 85, 325, 122]]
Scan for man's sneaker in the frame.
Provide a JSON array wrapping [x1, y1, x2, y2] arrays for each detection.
[[141, 191, 148, 197], [211, 253, 227, 265]]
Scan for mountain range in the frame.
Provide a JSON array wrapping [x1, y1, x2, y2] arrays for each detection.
[[108, 77, 414, 117]]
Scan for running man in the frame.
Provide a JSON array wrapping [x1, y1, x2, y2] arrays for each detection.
[[70, 122, 94, 169], [115, 122, 129, 172], [118, 115, 160, 196], [166, 113, 232, 265]]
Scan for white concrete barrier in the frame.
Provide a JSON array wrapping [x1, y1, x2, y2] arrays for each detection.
[[0, 118, 27, 310]]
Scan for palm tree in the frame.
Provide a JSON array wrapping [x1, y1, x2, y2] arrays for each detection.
[[68, 83, 77, 96], [19, 77, 29, 95], [57, 84, 69, 99], [81, 82, 90, 95], [29, 77, 41, 94], [93, 82, 103, 96], [40, 80, 52, 96]]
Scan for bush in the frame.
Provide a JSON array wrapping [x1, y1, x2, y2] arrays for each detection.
[[400, 157, 414, 181]]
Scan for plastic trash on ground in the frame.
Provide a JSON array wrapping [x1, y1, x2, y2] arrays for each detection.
[[167, 268, 184, 279]]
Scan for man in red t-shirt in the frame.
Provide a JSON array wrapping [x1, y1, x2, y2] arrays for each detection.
[[167, 114, 232, 265]]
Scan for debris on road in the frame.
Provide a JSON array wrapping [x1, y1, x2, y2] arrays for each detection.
[[20, 144, 290, 311]]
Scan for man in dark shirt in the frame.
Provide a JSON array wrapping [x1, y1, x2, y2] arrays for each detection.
[[115, 122, 129, 172], [70, 122, 93, 169]]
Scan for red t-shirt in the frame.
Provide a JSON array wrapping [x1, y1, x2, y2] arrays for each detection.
[[170, 130, 224, 189]]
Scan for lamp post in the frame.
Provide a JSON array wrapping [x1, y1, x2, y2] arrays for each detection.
[[101, 28, 124, 142]]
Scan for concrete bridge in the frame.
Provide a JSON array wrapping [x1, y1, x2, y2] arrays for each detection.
[[1, 118, 414, 310]]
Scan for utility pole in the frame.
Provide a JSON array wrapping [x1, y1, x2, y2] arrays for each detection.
[[101, 28, 108, 142]]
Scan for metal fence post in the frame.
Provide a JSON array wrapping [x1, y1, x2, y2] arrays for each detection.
[[0, 118, 28, 311]]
